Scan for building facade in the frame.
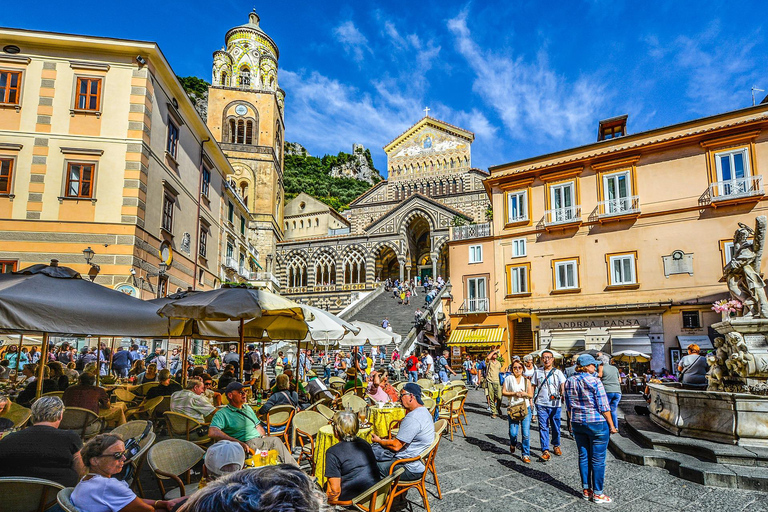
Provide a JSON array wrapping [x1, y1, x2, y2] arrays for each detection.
[[277, 116, 490, 311], [448, 104, 768, 371]]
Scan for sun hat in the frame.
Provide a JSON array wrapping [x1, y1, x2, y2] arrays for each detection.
[[576, 354, 602, 367]]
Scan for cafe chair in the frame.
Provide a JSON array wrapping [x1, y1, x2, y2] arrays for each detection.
[[429, 419, 448, 499], [0, 402, 31, 429], [293, 410, 328, 471], [164, 411, 211, 446], [341, 394, 367, 413], [133, 381, 160, 397], [394, 382, 407, 392], [349, 467, 404, 512], [151, 396, 173, 427], [329, 376, 345, 393], [315, 403, 335, 421], [438, 396, 465, 441], [125, 396, 164, 422], [147, 439, 205, 499], [56, 487, 78, 512], [387, 437, 441, 512], [112, 420, 156, 497], [0, 476, 64, 512], [416, 378, 433, 389], [423, 397, 436, 416], [113, 388, 140, 405], [41, 391, 65, 399], [59, 406, 105, 440], [265, 404, 296, 450], [456, 389, 469, 426], [387, 418, 402, 439]]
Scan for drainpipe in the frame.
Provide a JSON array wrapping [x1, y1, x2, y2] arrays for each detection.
[[193, 137, 210, 290]]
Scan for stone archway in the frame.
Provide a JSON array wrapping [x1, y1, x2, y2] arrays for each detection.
[[372, 241, 400, 282], [400, 211, 434, 282]]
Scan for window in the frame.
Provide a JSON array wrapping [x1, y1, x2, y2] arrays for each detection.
[[0, 70, 22, 104], [682, 311, 701, 329], [343, 250, 365, 284], [511, 238, 526, 258], [608, 253, 636, 286], [65, 162, 94, 198], [506, 190, 528, 224], [75, 77, 101, 111], [507, 263, 529, 295], [466, 277, 488, 312], [161, 194, 174, 232], [227, 202, 234, 224], [201, 167, 210, 197], [315, 252, 336, 286], [287, 256, 308, 287], [469, 245, 483, 263], [714, 147, 750, 195], [0, 260, 17, 273], [226, 242, 234, 260], [603, 170, 632, 213], [199, 227, 208, 258], [239, 253, 245, 271], [240, 215, 246, 235], [549, 181, 576, 222], [723, 241, 735, 265], [166, 119, 180, 159], [554, 259, 579, 290], [0, 158, 13, 194], [198, 268, 205, 285]]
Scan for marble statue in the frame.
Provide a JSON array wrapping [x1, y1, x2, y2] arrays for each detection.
[[723, 216, 768, 318]]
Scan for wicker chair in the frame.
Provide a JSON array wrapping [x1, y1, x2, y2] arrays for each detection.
[[0, 402, 31, 429], [113, 388, 139, 405], [151, 396, 173, 426], [112, 420, 156, 497], [387, 436, 441, 512], [265, 404, 296, 450], [437, 396, 465, 441], [423, 397, 436, 416], [349, 467, 404, 512], [394, 382, 407, 392], [59, 406, 104, 440], [0, 476, 64, 512], [316, 403, 335, 421], [416, 378, 433, 389], [293, 410, 328, 471], [57, 487, 78, 512], [164, 411, 211, 446], [147, 439, 205, 499], [428, 419, 448, 500], [456, 389, 469, 426], [125, 395, 164, 421], [41, 391, 65, 399], [341, 393, 368, 413], [133, 381, 160, 397], [329, 377, 345, 393]]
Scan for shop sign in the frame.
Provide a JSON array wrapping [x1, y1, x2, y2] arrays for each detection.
[[452, 346, 461, 357], [539, 315, 658, 330]]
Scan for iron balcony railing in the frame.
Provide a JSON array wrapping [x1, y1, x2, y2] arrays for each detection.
[[597, 196, 640, 217], [451, 222, 492, 241], [544, 206, 581, 226], [224, 257, 238, 271], [458, 298, 489, 314], [709, 175, 764, 201]]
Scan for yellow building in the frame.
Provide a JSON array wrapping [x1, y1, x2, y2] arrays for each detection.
[[0, 28, 236, 298], [448, 103, 768, 371]]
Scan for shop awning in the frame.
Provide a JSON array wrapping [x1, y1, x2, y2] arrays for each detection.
[[250, 256, 263, 270], [447, 326, 506, 347], [677, 335, 713, 351], [611, 336, 652, 354]]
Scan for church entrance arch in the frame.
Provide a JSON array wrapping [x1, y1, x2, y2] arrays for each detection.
[[403, 213, 432, 282], [373, 243, 400, 282]]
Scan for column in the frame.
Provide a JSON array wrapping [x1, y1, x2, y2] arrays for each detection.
[[430, 252, 438, 278]]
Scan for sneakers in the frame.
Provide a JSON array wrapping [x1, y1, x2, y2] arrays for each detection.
[[582, 490, 593, 501], [553, 446, 562, 456], [522, 455, 531, 463], [592, 494, 612, 504], [491, 414, 497, 419], [540, 451, 551, 461]]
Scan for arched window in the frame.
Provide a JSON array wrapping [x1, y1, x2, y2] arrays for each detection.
[[236, 120, 245, 144], [300, 220, 304, 229], [344, 249, 366, 284], [464, 156, 469, 167], [221, 71, 228, 86], [315, 252, 336, 286], [293, 221, 296, 229], [315, 218, 319, 227], [245, 120, 254, 144], [450, 158, 455, 169], [240, 67, 251, 87], [229, 119, 236, 143], [286, 256, 308, 288], [239, 181, 248, 203]]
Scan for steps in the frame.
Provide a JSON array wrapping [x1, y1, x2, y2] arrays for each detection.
[[346, 288, 423, 337]]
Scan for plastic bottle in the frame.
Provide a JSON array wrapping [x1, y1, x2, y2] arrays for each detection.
[[260, 450, 269, 466]]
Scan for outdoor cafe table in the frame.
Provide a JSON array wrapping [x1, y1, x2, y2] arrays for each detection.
[[314, 424, 372, 487], [368, 405, 406, 438]]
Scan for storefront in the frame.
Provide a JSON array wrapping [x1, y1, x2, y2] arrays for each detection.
[[446, 326, 507, 365]]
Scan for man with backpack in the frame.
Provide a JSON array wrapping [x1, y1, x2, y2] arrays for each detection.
[[485, 348, 503, 418], [531, 350, 567, 461], [437, 350, 456, 384]]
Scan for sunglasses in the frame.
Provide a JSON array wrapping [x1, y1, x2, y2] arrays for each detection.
[[399, 392, 413, 399], [204, 382, 213, 386], [98, 450, 127, 460]]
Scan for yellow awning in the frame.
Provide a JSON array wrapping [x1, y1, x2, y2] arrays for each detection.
[[447, 327, 506, 347]]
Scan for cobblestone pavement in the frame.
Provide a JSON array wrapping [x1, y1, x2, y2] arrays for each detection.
[[414, 387, 768, 512]]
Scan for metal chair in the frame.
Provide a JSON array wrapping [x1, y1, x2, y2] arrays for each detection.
[[0, 402, 31, 429], [56, 487, 78, 512], [164, 411, 211, 446], [349, 467, 404, 512], [147, 439, 205, 499], [341, 393, 368, 413], [112, 420, 156, 498], [428, 419, 448, 500], [59, 406, 104, 440], [456, 389, 469, 425], [293, 410, 328, 471], [0, 476, 64, 512], [387, 437, 441, 512], [265, 404, 296, 450], [438, 396, 465, 441]]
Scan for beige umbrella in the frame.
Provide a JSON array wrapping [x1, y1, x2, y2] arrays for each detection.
[[612, 350, 651, 374]]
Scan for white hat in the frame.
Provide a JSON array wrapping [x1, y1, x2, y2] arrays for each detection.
[[205, 440, 245, 476]]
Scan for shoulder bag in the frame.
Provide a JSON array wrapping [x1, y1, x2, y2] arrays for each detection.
[[506, 376, 528, 421]]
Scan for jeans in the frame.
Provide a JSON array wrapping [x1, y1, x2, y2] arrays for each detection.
[[464, 370, 473, 384], [323, 367, 331, 384], [537, 405, 561, 452], [507, 406, 532, 456], [439, 370, 449, 383], [408, 370, 419, 382], [573, 421, 610, 494], [606, 392, 621, 428], [114, 367, 129, 378]]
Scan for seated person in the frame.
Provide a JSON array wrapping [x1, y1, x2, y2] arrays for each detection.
[[15, 364, 57, 406], [183, 464, 326, 512], [275, 369, 307, 398], [144, 369, 182, 400], [216, 364, 238, 393], [170, 378, 216, 423], [326, 411, 381, 505], [63, 372, 126, 427], [72, 433, 183, 512], [371, 383, 435, 481], [0, 396, 84, 486], [201, 373, 223, 406], [343, 368, 364, 392], [366, 371, 390, 403], [204, 440, 245, 482], [208, 382, 297, 466], [48, 361, 70, 391], [380, 374, 399, 403], [0, 360, 10, 380], [136, 362, 158, 384], [260, 374, 298, 415]]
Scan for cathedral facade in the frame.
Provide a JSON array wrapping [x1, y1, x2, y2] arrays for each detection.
[[277, 116, 490, 311]]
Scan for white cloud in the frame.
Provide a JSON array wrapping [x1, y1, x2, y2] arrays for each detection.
[[333, 21, 371, 63]]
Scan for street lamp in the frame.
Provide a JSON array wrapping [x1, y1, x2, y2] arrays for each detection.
[[159, 262, 168, 276], [82, 247, 100, 281], [82, 247, 95, 265]]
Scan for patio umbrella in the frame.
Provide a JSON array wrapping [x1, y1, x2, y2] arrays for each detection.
[[527, 348, 564, 360], [338, 321, 401, 347], [576, 349, 611, 358], [612, 350, 651, 374]]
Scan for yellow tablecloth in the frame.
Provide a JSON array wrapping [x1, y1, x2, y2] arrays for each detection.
[[99, 400, 127, 427], [368, 406, 406, 438], [314, 424, 372, 487]]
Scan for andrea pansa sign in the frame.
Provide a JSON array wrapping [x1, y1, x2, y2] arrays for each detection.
[[538, 315, 660, 331]]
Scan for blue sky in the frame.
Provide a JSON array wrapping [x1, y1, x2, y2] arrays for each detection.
[[5, 1, 767, 176]]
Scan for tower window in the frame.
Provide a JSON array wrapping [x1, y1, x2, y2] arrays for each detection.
[[245, 120, 254, 144], [221, 71, 228, 86], [237, 120, 245, 144], [240, 67, 251, 87], [229, 119, 236, 144]]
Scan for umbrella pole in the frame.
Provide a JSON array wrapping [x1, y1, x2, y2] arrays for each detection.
[[181, 336, 189, 387], [109, 337, 116, 378], [95, 336, 101, 388], [35, 333, 49, 399], [14, 334, 23, 379], [260, 341, 266, 394], [239, 319, 245, 382], [295, 339, 301, 394]]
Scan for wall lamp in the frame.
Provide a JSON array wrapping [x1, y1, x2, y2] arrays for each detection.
[[82, 246, 100, 281]]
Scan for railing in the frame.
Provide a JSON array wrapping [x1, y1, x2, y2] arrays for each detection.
[[709, 175, 764, 202], [329, 227, 351, 236], [248, 272, 280, 288], [224, 257, 238, 271], [399, 284, 450, 355], [458, 298, 489, 314], [544, 206, 581, 226], [238, 266, 250, 278], [451, 222, 492, 241], [597, 196, 640, 217]]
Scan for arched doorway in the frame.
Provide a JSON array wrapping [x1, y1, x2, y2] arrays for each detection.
[[374, 244, 399, 281], [405, 215, 432, 281]]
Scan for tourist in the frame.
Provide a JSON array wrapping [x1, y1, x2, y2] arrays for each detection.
[[380, 373, 399, 402], [0, 360, 9, 380], [259, 374, 298, 414], [564, 356, 577, 378], [405, 352, 420, 382], [201, 374, 223, 406], [502, 360, 533, 463], [64, 361, 80, 383], [204, 440, 245, 482], [0, 396, 84, 486], [208, 382, 297, 465], [438, 349, 457, 384], [531, 350, 566, 460], [4, 344, 27, 372], [423, 351, 434, 381], [111, 347, 132, 378], [598, 354, 622, 428], [207, 348, 222, 376], [485, 348, 503, 417], [391, 348, 400, 362], [168, 348, 181, 376], [564, 354, 618, 503], [171, 377, 216, 423], [367, 370, 390, 403], [275, 351, 285, 375], [216, 364, 239, 392], [128, 344, 141, 364], [243, 344, 259, 382], [182, 464, 326, 512], [71, 433, 184, 511], [371, 383, 435, 480], [462, 354, 474, 385], [677, 343, 708, 387], [326, 411, 381, 505], [136, 362, 158, 384], [343, 368, 364, 392], [64, 372, 127, 427], [16, 363, 57, 406], [128, 359, 146, 380], [382, 318, 389, 330], [144, 368, 182, 400]]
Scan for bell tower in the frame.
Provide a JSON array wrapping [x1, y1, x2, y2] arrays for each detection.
[[207, 10, 285, 273]]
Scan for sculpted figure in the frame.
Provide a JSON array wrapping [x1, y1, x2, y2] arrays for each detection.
[[723, 216, 768, 318]]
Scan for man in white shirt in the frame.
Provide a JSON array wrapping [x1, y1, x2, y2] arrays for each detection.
[[424, 353, 434, 381], [171, 378, 216, 423], [530, 350, 566, 461]]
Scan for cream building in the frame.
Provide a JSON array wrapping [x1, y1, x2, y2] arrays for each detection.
[[447, 103, 768, 371]]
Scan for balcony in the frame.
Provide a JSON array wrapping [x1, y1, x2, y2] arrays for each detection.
[[238, 266, 249, 278], [248, 272, 280, 288], [543, 206, 582, 230], [457, 298, 489, 314], [224, 256, 238, 271], [451, 222, 492, 241], [702, 175, 764, 207], [596, 196, 640, 222]]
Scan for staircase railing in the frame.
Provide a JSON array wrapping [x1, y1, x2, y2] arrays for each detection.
[[399, 284, 450, 355], [338, 285, 385, 321]]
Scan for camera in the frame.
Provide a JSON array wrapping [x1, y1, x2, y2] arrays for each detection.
[[549, 394, 561, 401]]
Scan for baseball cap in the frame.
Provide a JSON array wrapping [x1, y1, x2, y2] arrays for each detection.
[[577, 354, 602, 367], [225, 382, 246, 394], [402, 383, 424, 405], [205, 440, 245, 476]]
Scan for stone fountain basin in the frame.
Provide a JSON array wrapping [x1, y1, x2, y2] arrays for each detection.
[[649, 382, 768, 447]]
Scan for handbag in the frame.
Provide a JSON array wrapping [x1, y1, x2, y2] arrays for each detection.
[[507, 400, 528, 421], [470, 368, 478, 375]]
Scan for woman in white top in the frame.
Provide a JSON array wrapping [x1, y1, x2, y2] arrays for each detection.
[[501, 360, 534, 463], [72, 433, 183, 512]]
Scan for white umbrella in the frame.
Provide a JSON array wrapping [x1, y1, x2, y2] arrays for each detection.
[[338, 321, 401, 347], [527, 348, 564, 360], [612, 350, 651, 362], [301, 305, 360, 343]]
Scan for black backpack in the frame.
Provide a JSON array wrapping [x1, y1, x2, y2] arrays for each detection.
[[114, 421, 152, 481]]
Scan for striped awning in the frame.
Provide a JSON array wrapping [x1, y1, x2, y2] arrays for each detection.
[[447, 327, 506, 347]]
